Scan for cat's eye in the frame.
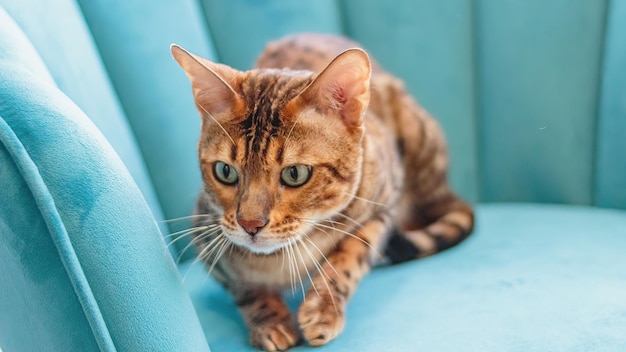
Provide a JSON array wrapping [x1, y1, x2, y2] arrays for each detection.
[[281, 165, 312, 187], [214, 161, 238, 185]]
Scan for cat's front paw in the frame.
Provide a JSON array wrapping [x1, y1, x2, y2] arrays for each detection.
[[249, 321, 299, 351], [297, 294, 345, 346]]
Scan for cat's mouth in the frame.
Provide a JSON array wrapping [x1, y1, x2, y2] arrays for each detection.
[[226, 230, 299, 255], [215, 214, 324, 255], [225, 220, 317, 255]]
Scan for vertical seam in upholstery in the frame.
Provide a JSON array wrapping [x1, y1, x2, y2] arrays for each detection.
[[335, 0, 350, 37], [195, 0, 223, 63], [73, 0, 176, 260], [590, 0, 612, 207], [0, 117, 116, 352], [470, 0, 484, 202]]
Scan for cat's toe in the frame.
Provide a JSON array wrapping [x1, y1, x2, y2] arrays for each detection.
[[297, 296, 345, 346], [250, 322, 299, 351]]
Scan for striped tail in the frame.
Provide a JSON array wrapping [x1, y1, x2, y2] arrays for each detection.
[[385, 197, 474, 264]]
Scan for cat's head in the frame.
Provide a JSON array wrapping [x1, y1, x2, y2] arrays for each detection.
[[172, 44, 371, 254]]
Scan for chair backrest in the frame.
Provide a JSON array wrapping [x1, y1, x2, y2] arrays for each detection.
[[1, 1, 625, 351], [5, 0, 626, 223], [77, 0, 626, 211]]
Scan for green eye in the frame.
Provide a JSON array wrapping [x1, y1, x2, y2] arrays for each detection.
[[281, 165, 312, 187], [214, 161, 238, 185]]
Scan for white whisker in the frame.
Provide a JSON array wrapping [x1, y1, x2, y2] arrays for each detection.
[[161, 214, 217, 224], [289, 239, 306, 299], [344, 192, 388, 207], [304, 220, 383, 261], [164, 225, 210, 240], [199, 235, 226, 263], [208, 237, 231, 275], [184, 233, 226, 282], [286, 240, 297, 295], [228, 240, 235, 258], [180, 237, 214, 283], [284, 106, 307, 147], [197, 104, 236, 145], [299, 236, 338, 313], [334, 213, 364, 230], [280, 246, 287, 274], [176, 238, 198, 264], [294, 238, 318, 298], [174, 227, 221, 264], [303, 236, 340, 278]]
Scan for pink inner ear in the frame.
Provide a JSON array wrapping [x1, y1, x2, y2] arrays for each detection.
[[288, 49, 370, 127], [321, 81, 351, 115], [330, 83, 348, 110], [323, 80, 367, 126]]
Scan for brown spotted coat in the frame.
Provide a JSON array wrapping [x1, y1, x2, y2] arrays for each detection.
[[171, 33, 473, 351]]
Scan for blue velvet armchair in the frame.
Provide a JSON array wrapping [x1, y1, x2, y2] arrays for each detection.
[[1, 1, 625, 351]]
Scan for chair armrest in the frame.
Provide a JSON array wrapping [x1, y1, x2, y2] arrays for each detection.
[[0, 7, 210, 351]]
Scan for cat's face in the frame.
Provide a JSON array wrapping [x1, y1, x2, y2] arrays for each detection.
[[172, 45, 371, 254]]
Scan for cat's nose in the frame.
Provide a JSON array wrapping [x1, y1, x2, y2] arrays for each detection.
[[237, 217, 267, 236]]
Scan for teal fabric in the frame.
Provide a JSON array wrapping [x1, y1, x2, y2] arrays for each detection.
[[0, 12, 99, 351], [595, 0, 626, 209], [341, 0, 479, 202], [0, 7, 52, 84], [76, 0, 216, 240], [0, 6, 210, 351], [201, 0, 343, 70], [183, 204, 626, 351], [1, 1, 626, 351], [0, 105, 109, 352], [476, 1, 607, 205], [0, 0, 167, 235]]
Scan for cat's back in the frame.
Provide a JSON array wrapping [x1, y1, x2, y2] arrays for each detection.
[[258, 33, 414, 126], [256, 33, 383, 74]]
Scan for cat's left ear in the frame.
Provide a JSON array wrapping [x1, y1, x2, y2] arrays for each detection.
[[286, 48, 371, 128], [170, 44, 245, 119]]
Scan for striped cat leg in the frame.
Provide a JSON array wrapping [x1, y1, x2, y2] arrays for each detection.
[[297, 218, 388, 346], [233, 288, 299, 351]]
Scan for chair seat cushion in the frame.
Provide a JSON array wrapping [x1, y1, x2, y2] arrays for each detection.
[[180, 203, 626, 351]]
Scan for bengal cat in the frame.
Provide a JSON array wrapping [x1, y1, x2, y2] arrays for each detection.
[[171, 33, 473, 351]]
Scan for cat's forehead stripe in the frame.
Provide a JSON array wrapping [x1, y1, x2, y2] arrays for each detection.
[[237, 72, 311, 166], [230, 143, 237, 161]]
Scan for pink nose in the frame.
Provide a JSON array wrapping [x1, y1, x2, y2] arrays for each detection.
[[237, 218, 267, 236]]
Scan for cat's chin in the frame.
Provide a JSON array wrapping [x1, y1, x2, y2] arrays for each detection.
[[229, 234, 290, 255]]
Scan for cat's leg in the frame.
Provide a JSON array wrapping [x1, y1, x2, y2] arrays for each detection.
[[232, 287, 299, 351], [297, 219, 388, 346]]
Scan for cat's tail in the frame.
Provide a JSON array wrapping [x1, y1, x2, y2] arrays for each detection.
[[385, 195, 474, 264]]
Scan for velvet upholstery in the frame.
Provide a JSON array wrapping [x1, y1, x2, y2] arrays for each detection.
[[0, 0, 167, 236], [1, 1, 625, 351], [0, 7, 209, 352], [186, 204, 626, 351]]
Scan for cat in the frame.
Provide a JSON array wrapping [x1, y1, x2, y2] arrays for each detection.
[[171, 33, 474, 351]]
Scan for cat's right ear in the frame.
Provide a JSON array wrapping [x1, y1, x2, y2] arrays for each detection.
[[284, 48, 371, 129], [170, 44, 245, 119]]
